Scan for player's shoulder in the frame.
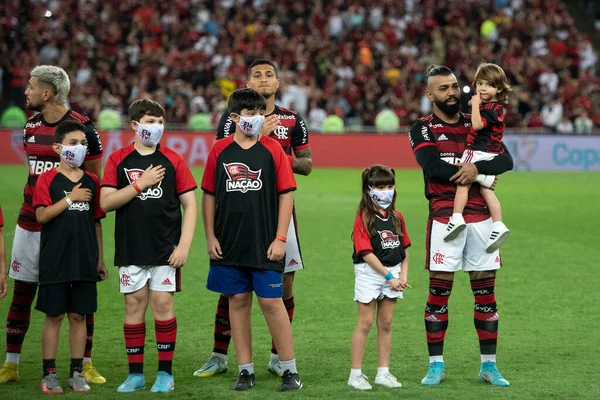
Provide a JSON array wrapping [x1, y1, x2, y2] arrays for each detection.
[[159, 145, 189, 165], [26, 113, 42, 124], [275, 105, 298, 117], [67, 110, 92, 124], [38, 168, 59, 183], [107, 144, 135, 162], [212, 135, 234, 153], [417, 114, 434, 124]]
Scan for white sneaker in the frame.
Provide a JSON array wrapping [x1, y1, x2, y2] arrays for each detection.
[[443, 214, 467, 242], [347, 374, 372, 390], [486, 222, 510, 253], [375, 372, 402, 388]]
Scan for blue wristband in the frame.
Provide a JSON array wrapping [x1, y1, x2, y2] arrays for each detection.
[[385, 272, 394, 281]]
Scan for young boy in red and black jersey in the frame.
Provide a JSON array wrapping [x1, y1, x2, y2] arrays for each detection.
[[100, 99, 198, 393], [33, 120, 107, 394], [201, 88, 302, 392]]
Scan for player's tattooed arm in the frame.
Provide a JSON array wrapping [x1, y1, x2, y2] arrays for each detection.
[[292, 147, 313, 176]]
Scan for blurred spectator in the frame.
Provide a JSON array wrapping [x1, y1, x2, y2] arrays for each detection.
[[555, 115, 574, 134], [574, 110, 594, 134], [541, 99, 564, 130]]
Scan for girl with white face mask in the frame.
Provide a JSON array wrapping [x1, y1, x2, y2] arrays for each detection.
[[348, 164, 411, 391]]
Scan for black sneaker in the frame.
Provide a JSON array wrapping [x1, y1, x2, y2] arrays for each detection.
[[278, 370, 302, 392], [232, 369, 255, 391]]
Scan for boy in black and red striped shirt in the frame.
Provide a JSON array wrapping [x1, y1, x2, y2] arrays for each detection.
[[201, 88, 302, 392]]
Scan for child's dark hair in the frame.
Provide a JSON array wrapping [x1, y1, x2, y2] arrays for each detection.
[[129, 99, 166, 122], [247, 59, 279, 78], [55, 120, 86, 144], [473, 62, 512, 104], [357, 164, 403, 238], [228, 88, 267, 115]]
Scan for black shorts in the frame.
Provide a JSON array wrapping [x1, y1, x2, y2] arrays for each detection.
[[36, 281, 98, 316]]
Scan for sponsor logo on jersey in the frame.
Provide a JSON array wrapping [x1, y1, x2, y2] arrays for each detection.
[[223, 162, 262, 193], [25, 121, 43, 129], [421, 125, 431, 141], [378, 230, 400, 249], [63, 190, 91, 211], [438, 134, 449, 141], [277, 114, 296, 120], [124, 168, 163, 200], [27, 135, 36, 143], [429, 123, 443, 128], [274, 126, 288, 139], [29, 160, 60, 175]]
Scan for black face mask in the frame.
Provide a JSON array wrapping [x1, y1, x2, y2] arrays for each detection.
[[434, 97, 460, 116]]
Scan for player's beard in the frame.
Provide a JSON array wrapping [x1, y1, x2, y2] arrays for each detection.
[[26, 98, 43, 112], [434, 97, 460, 116]]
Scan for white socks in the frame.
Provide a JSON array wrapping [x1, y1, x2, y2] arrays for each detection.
[[83, 357, 92, 364], [280, 359, 297, 374], [270, 353, 279, 363], [376, 367, 389, 376], [6, 353, 20, 364], [481, 354, 497, 363], [429, 356, 444, 363], [350, 368, 362, 378], [239, 362, 254, 374]]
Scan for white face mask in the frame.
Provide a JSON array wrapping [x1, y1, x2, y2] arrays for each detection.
[[136, 122, 164, 146], [369, 187, 395, 210], [237, 115, 265, 137], [60, 144, 87, 168]]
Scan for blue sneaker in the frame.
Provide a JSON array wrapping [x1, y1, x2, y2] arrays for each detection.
[[150, 371, 174, 392], [116, 373, 145, 392], [421, 361, 445, 385], [479, 361, 510, 386]]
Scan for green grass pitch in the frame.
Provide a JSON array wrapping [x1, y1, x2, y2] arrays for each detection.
[[0, 165, 599, 399]]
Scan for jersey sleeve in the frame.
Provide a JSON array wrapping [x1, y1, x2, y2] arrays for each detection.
[[353, 213, 373, 257], [101, 153, 119, 188], [83, 121, 103, 160], [174, 154, 198, 195], [90, 173, 106, 220], [291, 115, 309, 150], [396, 210, 411, 248], [409, 120, 459, 179], [33, 173, 53, 209], [0, 206, 4, 231], [216, 111, 235, 140], [272, 141, 296, 194], [201, 144, 218, 194], [480, 103, 503, 128]]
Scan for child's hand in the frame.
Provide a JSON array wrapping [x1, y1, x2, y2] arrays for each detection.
[[97, 261, 108, 281], [168, 245, 189, 268], [267, 238, 286, 261], [207, 235, 223, 260], [399, 273, 411, 290], [470, 94, 481, 108], [260, 115, 280, 135], [137, 164, 165, 190], [0, 275, 6, 300], [388, 278, 403, 291], [70, 183, 92, 202]]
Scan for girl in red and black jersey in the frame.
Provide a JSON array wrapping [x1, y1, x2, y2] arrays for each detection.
[[348, 165, 411, 390]]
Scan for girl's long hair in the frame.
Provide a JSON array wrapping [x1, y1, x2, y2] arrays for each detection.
[[357, 164, 403, 238]]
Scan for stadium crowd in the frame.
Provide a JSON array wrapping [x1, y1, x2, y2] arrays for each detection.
[[0, 0, 599, 132]]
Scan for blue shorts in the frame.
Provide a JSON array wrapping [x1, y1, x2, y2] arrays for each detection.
[[207, 266, 283, 298]]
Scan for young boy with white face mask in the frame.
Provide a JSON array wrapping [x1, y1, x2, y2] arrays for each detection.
[[33, 120, 107, 394], [100, 99, 198, 393], [201, 88, 302, 392]]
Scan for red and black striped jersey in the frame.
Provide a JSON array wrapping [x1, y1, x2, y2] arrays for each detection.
[[409, 113, 491, 222], [101, 144, 197, 267], [467, 101, 505, 153], [352, 210, 411, 266], [18, 110, 103, 232], [201, 135, 296, 272], [216, 105, 310, 156]]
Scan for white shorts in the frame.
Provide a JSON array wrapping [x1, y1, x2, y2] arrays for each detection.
[[460, 149, 498, 164], [353, 263, 403, 303], [118, 265, 181, 293], [426, 218, 501, 272], [9, 225, 40, 283], [284, 212, 304, 273]]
